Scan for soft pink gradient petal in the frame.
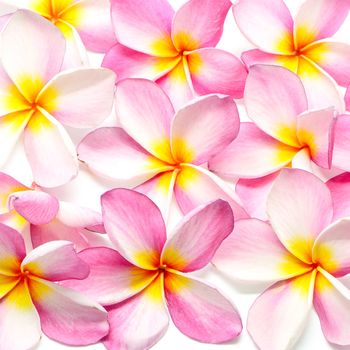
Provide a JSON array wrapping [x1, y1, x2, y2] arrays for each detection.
[[332, 115, 350, 172], [327, 172, 350, 220]]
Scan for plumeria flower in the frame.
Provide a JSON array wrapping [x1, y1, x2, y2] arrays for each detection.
[[0, 10, 115, 187], [4, 0, 115, 67], [213, 169, 350, 349], [0, 223, 109, 350], [64, 189, 242, 349], [233, 0, 350, 110], [0, 172, 105, 251], [78, 78, 247, 219], [103, 0, 247, 109]]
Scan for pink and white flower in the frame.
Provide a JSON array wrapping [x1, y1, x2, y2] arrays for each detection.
[[78, 78, 247, 219], [0, 223, 109, 350], [214, 169, 350, 349], [234, 0, 350, 110], [103, 0, 247, 109], [64, 188, 242, 349], [0, 10, 116, 187]]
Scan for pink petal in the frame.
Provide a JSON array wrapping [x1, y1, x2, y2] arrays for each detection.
[[267, 169, 333, 263], [165, 273, 242, 343], [247, 271, 316, 350], [101, 188, 166, 269], [209, 122, 298, 178], [22, 241, 89, 281], [187, 48, 247, 98], [327, 172, 350, 220], [332, 115, 350, 172], [171, 0, 231, 51], [161, 200, 234, 272], [346, 86, 350, 111], [111, 0, 176, 57], [171, 95, 240, 165], [0, 210, 28, 234], [244, 65, 307, 147], [233, 0, 294, 54], [116, 79, 175, 163], [29, 278, 109, 346]]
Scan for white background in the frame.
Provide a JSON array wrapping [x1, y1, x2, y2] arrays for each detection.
[[3, 0, 350, 349]]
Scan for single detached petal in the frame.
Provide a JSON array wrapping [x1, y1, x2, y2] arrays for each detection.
[[244, 65, 307, 147], [1, 10, 65, 102], [327, 172, 350, 220], [213, 219, 312, 282], [165, 273, 242, 343], [233, 0, 294, 54], [209, 122, 298, 178], [22, 241, 89, 281], [104, 274, 169, 350], [101, 188, 166, 270], [294, 0, 350, 48], [78, 127, 172, 182], [247, 271, 316, 350], [171, 95, 239, 165], [267, 169, 333, 263], [162, 200, 234, 272], [24, 111, 78, 188], [332, 115, 350, 172], [171, 0, 231, 51], [116, 79, 175, 163], [187, 48, 247, 99], [29, 278, 109, 345], [38, 68, 116, 128], [111, 0, 176, 57]]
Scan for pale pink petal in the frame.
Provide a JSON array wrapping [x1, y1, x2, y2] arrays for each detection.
[[0, 210, 28, 234], [244, 65, 307, 147], [38, 68, 116, 128], [187, 48, 247, 98], [0, 4, 15, 31], [22, 241, 89, 281], [294, 0, 350, 48], [233, 0, 294, 54], [345, 86, 350, 111], [111, 0, 176, 57], [24, 111, 78, 188], [213, 219, 312, 282], [171, 0, 231, 51], [247, 271, 316, 350], [327, 172, 350, 220], [165, 273, 242, 343], [104, 274, 169, 350], [161, 200, 234, 272], [101, 188, 166, 269], [267, 169, 333, 263], [116, 79, 175, 163], [78, 127, 172, 182], [332, 115, 350, 172], [171, 95, 239, 165], [29, 278, 109, 345], [209, 122, 298, 178]]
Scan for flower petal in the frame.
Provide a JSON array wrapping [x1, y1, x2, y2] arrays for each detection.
[[209, 122, 298, 178], [244, 65, 307, 147], [171, 0, 231, 51], [171, 95, 239, 165], [247, 271, 316, 350], [267, 169, 333, 263], [233, 0, 294, 54], [38, 68, 115, 128], [327, 172, 350, 220], [29, 278, 109, 345], [162, 200, 234, 272], [165, 273, 242, 343], [332, 115, 350, 172], [346, 86, 350, 111], [116, 79, 175, 163], [0, 210, 28, 234], [101, 188, 166, 270], [187, 48, 247, 98], [111, 0, 176, 57]]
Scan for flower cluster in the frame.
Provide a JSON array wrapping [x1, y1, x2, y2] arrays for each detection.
[[1, 0, 350, 350]]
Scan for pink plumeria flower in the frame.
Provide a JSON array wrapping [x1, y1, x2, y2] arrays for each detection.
[[0, 223, 109, 350], [7, 0, 115, 67], [0, 172, 105, 251], [64, 189, 242, 349], [0, 10, 115, 187], [103, 0, 247, 109], [213, 168, 350, 349], [78, 78, 247, 219], [234, 0, 350, 110]]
